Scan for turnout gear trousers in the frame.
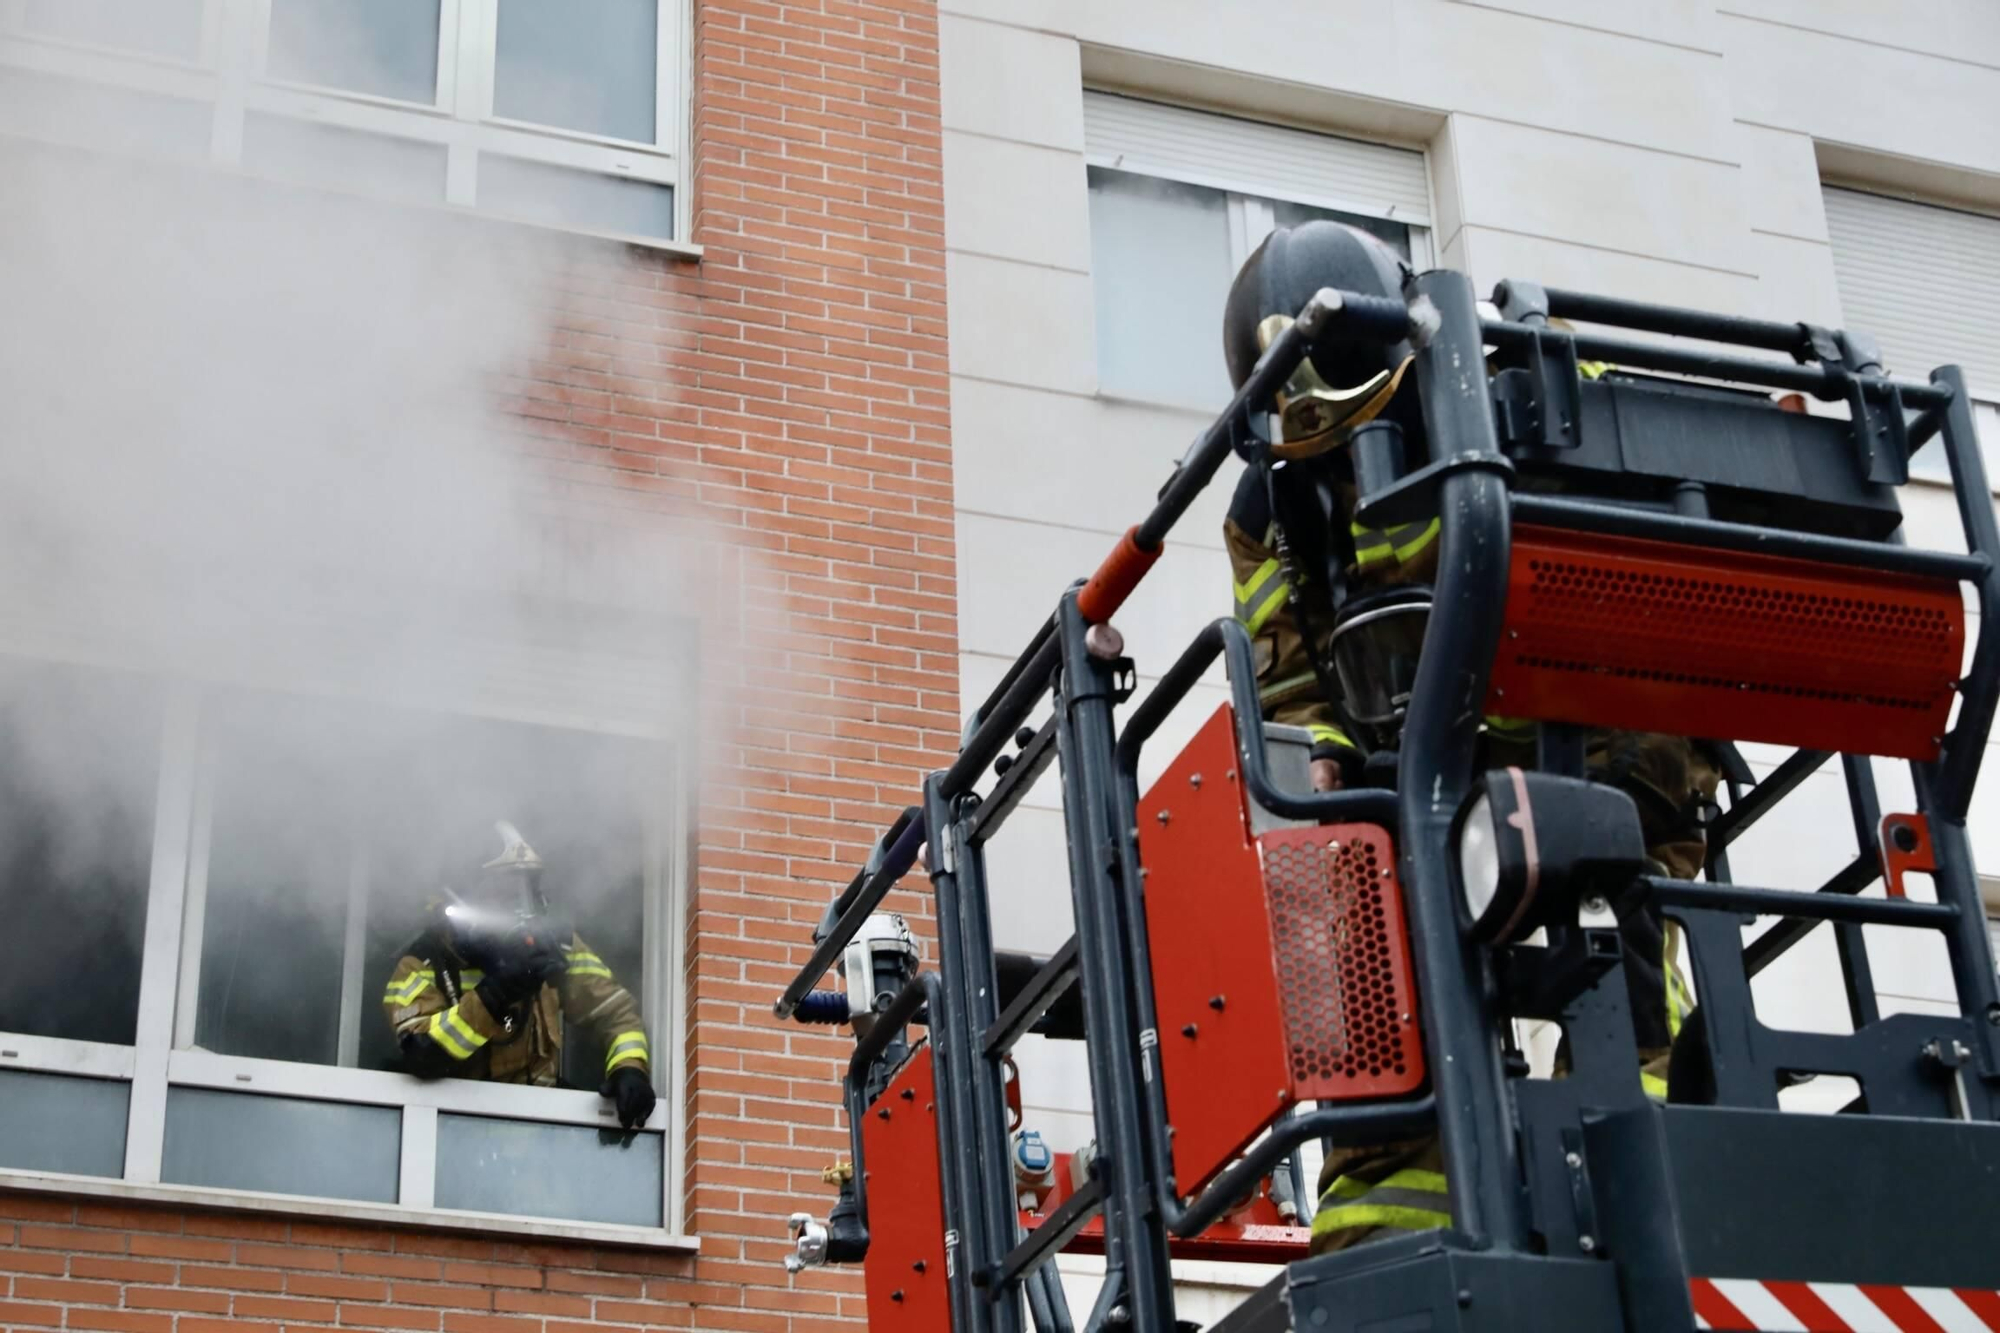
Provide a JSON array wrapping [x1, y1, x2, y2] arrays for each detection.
[[1223, 465, 1720, 1254], [383, 925, 651, 1088]]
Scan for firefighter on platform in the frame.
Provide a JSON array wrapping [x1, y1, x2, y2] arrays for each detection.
[[1219, 220, 1717, 1253], [381, 821, 657, 1130]]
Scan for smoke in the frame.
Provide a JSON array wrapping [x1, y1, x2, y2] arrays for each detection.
[[0, 61, 737, 1073]]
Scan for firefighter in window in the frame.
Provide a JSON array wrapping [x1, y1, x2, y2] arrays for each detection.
[[1219, 220, 1717, 1252], [381, 822, 657, 1130]]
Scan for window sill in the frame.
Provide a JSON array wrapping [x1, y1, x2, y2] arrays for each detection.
[[0, 1168, 701, 1252]]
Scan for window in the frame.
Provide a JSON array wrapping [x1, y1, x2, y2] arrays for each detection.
[[0, 656, 690, 1238], [1083, 92, 1431, 411], [0, 0, 686, 245], [1822, 186, 2000, 486]]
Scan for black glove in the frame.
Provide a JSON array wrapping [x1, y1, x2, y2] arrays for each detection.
[[474, 928, 566, 1012], [602, 1065, 656, 1130]]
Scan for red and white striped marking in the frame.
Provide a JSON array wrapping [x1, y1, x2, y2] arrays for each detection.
[[1691, 1278, 2000, 1333]]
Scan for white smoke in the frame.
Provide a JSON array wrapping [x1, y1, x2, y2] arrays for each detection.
[[0, 74, 746, 1070]]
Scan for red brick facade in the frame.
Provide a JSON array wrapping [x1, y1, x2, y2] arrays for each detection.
[[1, 1, 953, 1330]]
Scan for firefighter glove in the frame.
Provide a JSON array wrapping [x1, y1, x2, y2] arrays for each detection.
[[603, 1065, 656, 1130]]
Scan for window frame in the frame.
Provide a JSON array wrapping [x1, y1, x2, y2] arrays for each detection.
[[1084, 165, 1434, 412], [0, 672, 696, 1245], [0, 0, 694, 250], [1819, 184, 2000, 493], [1080, 97, 1433, 413]]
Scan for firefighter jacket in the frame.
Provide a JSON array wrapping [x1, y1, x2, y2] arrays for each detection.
[[1224, 459, 1438, 771], [382, 922, 650, 1088]]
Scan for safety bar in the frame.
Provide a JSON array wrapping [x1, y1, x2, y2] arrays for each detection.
[[1528, 284, 1839, 360], [776, 813, 928, 1020], [1648, 878, 1958, 929], [1510, 493, 1990, 581], [1481, 318, 1953, 407], [1113, 616, 1396, 827], [1709, 749, 1831, 852]]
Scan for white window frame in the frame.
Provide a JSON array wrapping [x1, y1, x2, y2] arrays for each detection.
[[0, 0, 695, 251], [1081, 96, 1434, 413], [0, 671, 696, 1247]]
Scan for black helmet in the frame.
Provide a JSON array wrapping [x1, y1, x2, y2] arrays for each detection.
[[1222, 221, 1414, 456]]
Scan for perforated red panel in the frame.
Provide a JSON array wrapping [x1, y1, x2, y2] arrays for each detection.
[[862, 1047, 951, 1332], [1490, 525, 1965, 760], [1262, 826, 1422, 1100], [1140, 706, 1424, 1198]]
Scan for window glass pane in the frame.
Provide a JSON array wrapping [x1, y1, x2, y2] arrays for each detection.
[[494, 0, 657, 145], [20, 0, 205, 63], [162, 1087, 400, 1201], [0, 68, 213, 164], [478, 156, 673, 241], [0, 1070, 129, 1177], [194, 689, 654, 1089], [1270, 199, 1412, 262], [267, 0, 441, 106], [243, 114, 447, 206], [1087, 168, 1235, 410], [0, 659, 159, 1046], [436, 1114, 661, 1226]]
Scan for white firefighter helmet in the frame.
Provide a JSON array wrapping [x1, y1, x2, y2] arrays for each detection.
[[482, 821, 544, 874]]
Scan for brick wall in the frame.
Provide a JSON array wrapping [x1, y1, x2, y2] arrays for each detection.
[[0, 1196, 751, 1332], [3, 1, 953, 1331]]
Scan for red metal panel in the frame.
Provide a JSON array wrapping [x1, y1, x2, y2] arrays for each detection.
[[1262, 824, 1423, 1102], [1139, 705, 1424, 1198], [861, 1047, 950, 1332], [1489, 525, 1964, 761], [1139, 706, 1290, 1198]]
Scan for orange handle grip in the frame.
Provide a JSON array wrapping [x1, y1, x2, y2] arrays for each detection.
[[1077, 526, 1162, 624]]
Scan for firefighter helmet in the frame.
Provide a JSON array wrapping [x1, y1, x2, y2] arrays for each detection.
[[476, 820, 547, 913], [1222, 220, 1415, 459]]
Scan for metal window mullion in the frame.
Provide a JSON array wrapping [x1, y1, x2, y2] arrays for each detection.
[[165, 1046, 621, 1127], [445, 0, 492, 206], [651, 740, 692, 1233], [124, 687, 203, 1185], [207, 0, 257, 165], [1408, 224, 1435, 270], [197, 0, 224, 66], [652, 0, 674, 154], [432, 0, 461, 112], [669, 0, 689, 240], [0, 1034, 137, 1081], [398, 1104, 438, 1209], [335, 846, 369, 1068], [170, 737, 217, 1051]]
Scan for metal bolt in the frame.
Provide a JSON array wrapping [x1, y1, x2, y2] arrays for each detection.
[[913, 1260, 927, 1273], [1085, 622, 1125, 660], [1189, 772, 1203, 790], [1581, 896, 1609, 916], [901, 1087, 915, 1100], [1579, 1235, 1597, 1254], [1208, 995, 1226, 1011], [1181, 1023, 1198, 1039], [1015, 726, 1036, 748], [877, 1107, 891, 1120], [1457, 1289, 1475, 1309], [1156, 809, 1171, 825], [1987, 1005, 2000, 1028], [891, 1289, 905, 1303], [1564, 1152, 1582, 1169]]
